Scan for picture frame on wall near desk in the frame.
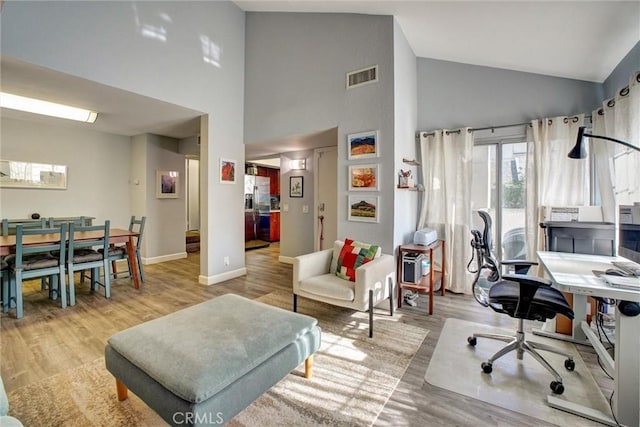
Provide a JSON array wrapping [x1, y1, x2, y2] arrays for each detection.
[[156, 170, 179, 199], [348, 164, 379, 191], [348, 195, 379, 223], [347, 130, 379, 160], [290, 176, 303, 198]]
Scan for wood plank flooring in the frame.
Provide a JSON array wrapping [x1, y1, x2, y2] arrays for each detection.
[[0, 244, 612, 426]]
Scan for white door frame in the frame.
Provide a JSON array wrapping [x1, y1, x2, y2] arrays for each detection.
[[313, 146, 337, 251]]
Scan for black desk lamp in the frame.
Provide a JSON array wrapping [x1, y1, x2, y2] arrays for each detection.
[[568, 126, 640, 158], [567, 126, 640, 316]]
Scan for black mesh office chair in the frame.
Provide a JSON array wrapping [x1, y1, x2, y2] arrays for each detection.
[[466, 211, 575, 395]]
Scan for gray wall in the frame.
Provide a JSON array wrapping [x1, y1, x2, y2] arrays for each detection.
[[2, 1, 246, 283], [417, 58, 603, 131], [392, 19, 419, 249], [603, 41, 640, 100], [279, 150, 315, 258], [245, 12, 396, 254], [0, 117, 131, 227]]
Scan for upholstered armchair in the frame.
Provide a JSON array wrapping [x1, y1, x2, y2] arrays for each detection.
[[293, 240, 395, 337]]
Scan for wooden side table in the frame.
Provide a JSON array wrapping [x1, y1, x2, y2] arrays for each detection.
[[397, 240, 446, 314]]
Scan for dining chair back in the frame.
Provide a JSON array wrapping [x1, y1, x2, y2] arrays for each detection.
[[47, 216, 91, 228], [104, 216, 146, 283], [1, 218, 47, 236], [3, 223, 68, 318], [67, 221, 111, 306]]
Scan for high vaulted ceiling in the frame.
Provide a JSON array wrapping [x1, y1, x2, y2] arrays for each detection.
[[235, 0, 640, 83]]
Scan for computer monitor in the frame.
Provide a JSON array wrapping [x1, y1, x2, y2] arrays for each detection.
[[618, 223, 640, 264]]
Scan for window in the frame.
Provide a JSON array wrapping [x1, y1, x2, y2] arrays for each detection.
[[471, 140, 528, 260]]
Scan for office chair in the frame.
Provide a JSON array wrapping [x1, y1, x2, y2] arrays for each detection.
[[466, 210, 575, 395]]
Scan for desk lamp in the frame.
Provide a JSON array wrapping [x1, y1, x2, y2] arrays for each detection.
[[568, 126, 640, 316], [568, 126, 640, 158]]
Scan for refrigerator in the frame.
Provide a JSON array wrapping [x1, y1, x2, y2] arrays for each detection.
[[244, 175, 271, 242]]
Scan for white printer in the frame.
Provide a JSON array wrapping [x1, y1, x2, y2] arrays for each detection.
[[413, 228, 438, 246]]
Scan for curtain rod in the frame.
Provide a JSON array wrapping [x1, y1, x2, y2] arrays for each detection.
[[418, 115, 593, 138]]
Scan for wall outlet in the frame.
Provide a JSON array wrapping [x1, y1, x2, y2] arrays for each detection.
[[223, 256, 230, 266], [302, 205, 309, 213], [283, 203, 289, 212]]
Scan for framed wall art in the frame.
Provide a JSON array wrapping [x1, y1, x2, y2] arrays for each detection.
[[290, 176, 303, 198], [348, 164, 379, 191], [0, 160, 67, 190], [347, 130, 378, 160], [220, 158, 237, 184], [156, 170, 179, 198], [348, 195, 379, 223]]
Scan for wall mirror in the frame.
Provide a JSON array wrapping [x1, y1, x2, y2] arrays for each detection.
[[0, 159, 68, 189]]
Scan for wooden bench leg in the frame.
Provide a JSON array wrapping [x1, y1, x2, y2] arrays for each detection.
[[304, 355, 313, 379], [116, 379, 128, 401]]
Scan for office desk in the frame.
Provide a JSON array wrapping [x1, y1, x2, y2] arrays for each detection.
[[0, 229, 141, 289], [537, 251, 640, 427]]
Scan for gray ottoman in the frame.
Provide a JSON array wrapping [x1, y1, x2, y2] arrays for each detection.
[[105, 294, 321, 426]]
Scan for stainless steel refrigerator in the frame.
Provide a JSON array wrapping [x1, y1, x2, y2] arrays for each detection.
[[244, 175, 271, 242]]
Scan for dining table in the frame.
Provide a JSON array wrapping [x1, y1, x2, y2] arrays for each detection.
[[0, 228, 142, 289]]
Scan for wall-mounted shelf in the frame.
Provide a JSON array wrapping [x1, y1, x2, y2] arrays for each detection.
[[402, 158, 421, 166]]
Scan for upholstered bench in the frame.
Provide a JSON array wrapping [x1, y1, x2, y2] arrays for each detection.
[[105, 294, 321, 426]]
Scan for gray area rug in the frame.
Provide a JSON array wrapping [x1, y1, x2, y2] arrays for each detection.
[[425, 318, 611, 427], [7, 290, 428, 426]]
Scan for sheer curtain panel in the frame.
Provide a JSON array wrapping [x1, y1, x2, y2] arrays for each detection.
[[525, 115, 586, 258], [418, 129, 474, 293]]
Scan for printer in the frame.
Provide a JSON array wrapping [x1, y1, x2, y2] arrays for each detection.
[[413, 228, 438, 246]]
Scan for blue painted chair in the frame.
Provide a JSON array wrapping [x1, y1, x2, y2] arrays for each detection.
[[1, 218, 47, 236], [103, 216, 146, 283], [3, 223, 68, 318], [47, 216, 91, 228], [67, 221, 111, 306]]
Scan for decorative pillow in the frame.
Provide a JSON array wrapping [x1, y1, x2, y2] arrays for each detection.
[[335, 239, 380, 282]]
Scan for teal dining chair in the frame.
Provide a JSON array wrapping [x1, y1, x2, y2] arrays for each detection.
[[67, 221, 111, 306], [1, 218, 47, 236], [103, 216, 146, 283], [3, 223, 68, 318]]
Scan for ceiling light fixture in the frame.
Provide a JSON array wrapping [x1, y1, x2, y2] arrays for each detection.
[[0, 92, 98, 123]]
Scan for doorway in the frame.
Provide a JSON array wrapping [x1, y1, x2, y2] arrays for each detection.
[[314, 146, 338, 251], [186, 157, 200, 252]]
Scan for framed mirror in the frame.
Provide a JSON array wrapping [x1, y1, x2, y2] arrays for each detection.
[[0, 159, 67, 189]]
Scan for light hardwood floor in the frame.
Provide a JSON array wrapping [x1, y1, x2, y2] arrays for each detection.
[[1, 244, 611, 426]]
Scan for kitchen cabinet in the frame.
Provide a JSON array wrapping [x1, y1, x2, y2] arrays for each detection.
[[270, 212, 280, 242], [256, 166, 280, 195]]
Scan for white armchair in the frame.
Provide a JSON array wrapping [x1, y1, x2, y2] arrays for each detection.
[[293, 240, 395, 337]]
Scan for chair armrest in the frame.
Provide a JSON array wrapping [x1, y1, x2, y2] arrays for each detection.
[[293, 249, 334, 291], [501, 259, 538, 275], [502, 273, 551, 288], [354, 254, 395, 304]]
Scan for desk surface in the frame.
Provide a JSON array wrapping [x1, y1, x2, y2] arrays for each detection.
[[537, 251, 640, 302]]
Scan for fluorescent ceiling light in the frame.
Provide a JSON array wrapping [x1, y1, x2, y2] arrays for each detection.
[[0, 92, 98, 123]]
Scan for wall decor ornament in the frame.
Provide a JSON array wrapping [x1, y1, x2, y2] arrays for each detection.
[[349, 164, 379, 191], [156, 170, 179, 198], [220, 158, 237, 184], [347, 130, 379, 160], [0, 159, 67, 189], [348, 195, 379, 223], [290, 176, 304, 198]]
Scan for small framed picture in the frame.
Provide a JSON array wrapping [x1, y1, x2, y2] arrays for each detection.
[[156, 170, 179, 199], [220, 158, 237, 184], [290, 176, 303, 198], [347, 130, 378, 160], [348, 195, 379, 223], [348, 164, 379, 191]]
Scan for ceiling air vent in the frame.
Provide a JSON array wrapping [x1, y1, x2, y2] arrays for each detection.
[[346, 65, 378, 89]]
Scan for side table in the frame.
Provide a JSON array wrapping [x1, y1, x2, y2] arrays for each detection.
[[397, 240, 446, 314]]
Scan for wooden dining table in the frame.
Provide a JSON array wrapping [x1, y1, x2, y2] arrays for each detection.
[[0, 228, 142, 289]]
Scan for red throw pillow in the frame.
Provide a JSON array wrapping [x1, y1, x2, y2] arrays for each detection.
[[335, 239, 380, 282]]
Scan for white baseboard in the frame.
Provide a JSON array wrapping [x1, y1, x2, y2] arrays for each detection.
[[199, 267, 247, 286], [142, 252, 187, 265], [278, 256, 294, 264]]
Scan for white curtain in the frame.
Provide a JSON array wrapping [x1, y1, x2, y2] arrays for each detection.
[[593, 70, 640, 220], [525, 115, 586, 257], [418, 128, 474, 293]]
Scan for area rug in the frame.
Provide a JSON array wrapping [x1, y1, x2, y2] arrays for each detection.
[[7, 290, 428, 426], [425, 318, 611, 427]]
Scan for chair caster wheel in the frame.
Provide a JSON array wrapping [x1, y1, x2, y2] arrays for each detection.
[[481, 362, 492, 374], [564, 359, 575, 371], [550, 381, 564, 394], [467, 336, 477, 346]]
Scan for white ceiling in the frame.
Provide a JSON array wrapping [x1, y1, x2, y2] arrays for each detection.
[[235, 0, 640, 83], [2, 2, 638, 160]]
